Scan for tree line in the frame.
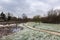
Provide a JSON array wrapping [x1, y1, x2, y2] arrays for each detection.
[[41, 9, 60, 23], [0, 12, 41, 23], [0, 9, 60, 24], [0, 12, 11, 21]]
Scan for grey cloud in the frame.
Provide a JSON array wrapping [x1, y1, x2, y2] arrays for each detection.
[[0, 0, 60, 18]]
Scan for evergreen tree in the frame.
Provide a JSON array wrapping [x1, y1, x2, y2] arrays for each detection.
[[1, 12, 6, 21]]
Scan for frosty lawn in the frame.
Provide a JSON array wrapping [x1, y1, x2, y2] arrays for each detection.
[[1, 22, 60, 40]]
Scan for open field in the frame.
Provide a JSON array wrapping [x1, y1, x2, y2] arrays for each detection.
[[26, 22, 60, 32], [0, 22, 60, 40]]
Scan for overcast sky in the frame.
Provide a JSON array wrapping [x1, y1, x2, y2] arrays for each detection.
[[0, 0, 60, 18]]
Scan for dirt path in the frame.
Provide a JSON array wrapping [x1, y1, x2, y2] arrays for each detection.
[[0, 23, 60, 36], [0, 24, 17, 28], [20, 24, 60, 36]]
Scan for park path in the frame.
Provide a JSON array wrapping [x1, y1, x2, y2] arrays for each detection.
[[20, 24, 60, 36], [0, 23, 60, 36], [0, 24, 17, 28]]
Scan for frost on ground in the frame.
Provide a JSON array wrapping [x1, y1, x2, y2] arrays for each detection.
[[0, 22, 60, 40], [27, 22, 60, 32]]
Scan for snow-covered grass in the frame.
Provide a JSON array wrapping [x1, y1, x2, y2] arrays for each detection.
[[26, 22, 60, 32], [0, 22, 60, 40]]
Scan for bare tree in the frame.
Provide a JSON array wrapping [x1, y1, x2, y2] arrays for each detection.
[[7, 13, 11, 21], [22, 13, 28, 22]]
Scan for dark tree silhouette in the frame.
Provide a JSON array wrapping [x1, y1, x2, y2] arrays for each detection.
[[7, 13, 11, 21], [41, 9, 60, 23], [33, 15, 40, 23], [0, 12, 6, 21], [22, 13, 28, 22]]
